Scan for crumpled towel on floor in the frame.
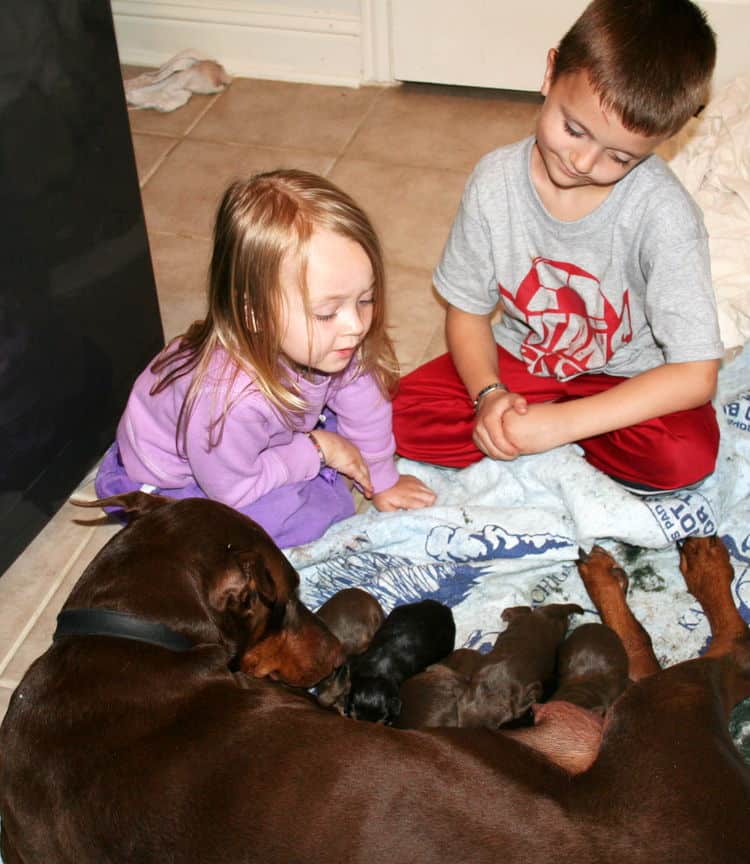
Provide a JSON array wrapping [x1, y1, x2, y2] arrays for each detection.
[[124, 49, 231, 112]]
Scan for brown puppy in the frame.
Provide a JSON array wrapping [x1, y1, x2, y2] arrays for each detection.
[[396, 661, 468, 728], [1, 534, 748, 864], [315, 588, 385, 710], [398, 604, 583, 730], [457, 602, 583, 728], [549, 622, 629, 713], [497, 622, 629, 773]]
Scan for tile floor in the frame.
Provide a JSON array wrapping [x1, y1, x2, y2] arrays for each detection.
[[0, 73, 543, 722]]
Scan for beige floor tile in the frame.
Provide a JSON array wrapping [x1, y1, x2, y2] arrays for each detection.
[[149, 233, 212, 342], [126, 93, 221, 138], [347, 83, 541, 172], [330, 158, 467, 272], [190, 78, 381, 155], [2, 517, 122, 685], [141, 138, 335, 239], [131, 133, 178, 186], [0, 684, 13, 722], [386, 266, 447, 375], [0, 487, 121, 684]]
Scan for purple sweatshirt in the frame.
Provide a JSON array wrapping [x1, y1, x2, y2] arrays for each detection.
[[116, 349, 400, 510]]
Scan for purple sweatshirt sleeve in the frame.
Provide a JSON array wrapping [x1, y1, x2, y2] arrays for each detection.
[[182, 392, 323, 510], [327, 372, 399, 493]]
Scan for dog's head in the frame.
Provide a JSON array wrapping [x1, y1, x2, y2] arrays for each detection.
[[74, 493, 343, 688], [344, 675, 402, 725]]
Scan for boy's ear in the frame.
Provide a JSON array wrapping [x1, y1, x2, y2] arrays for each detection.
[[540, 48, 557, 97]]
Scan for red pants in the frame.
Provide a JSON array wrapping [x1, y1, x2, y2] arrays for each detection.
[[392, 348, 719, 492]]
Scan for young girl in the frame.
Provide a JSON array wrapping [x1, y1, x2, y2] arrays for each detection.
[[95, 169, 436, 547]]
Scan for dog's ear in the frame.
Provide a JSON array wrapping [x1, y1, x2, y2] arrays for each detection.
[[501, 606, 532, 623], [72, 492, 171, 520], [513, 680, 544, 716], [208, 547, 281, 612]]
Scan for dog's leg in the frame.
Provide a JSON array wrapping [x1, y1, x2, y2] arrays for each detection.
[[679, 536, 748, 657], [576, 547, 660, 681]]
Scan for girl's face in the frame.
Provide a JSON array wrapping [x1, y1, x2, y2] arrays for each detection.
[[279, 229, 375, 374]]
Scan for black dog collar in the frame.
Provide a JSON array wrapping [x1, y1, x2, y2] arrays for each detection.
[[54, 608, 193, 653]]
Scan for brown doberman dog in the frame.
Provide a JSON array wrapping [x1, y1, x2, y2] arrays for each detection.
[[1, 519, 748, 864]]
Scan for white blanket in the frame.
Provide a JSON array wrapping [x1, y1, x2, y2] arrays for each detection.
[[669, 73, 750, 354], [292, 344, 750, 669]]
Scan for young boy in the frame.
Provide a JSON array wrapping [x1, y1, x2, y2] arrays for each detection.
[[392, 0, 723, 494]]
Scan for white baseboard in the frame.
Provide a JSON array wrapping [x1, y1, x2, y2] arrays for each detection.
[[111, 0, 373, 87]]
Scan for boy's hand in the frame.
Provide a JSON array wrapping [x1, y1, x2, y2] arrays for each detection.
[[310, 430, 373, 497], [372, 475, 437, 512], [473, 387, 529, 460]]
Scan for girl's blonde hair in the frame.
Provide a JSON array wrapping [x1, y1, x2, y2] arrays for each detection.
[[150, 169, 398, 451]]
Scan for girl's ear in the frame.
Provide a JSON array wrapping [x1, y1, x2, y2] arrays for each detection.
[[540, 48, 557, 97]]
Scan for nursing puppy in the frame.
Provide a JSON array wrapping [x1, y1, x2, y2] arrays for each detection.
[[457, 603, 582, 728], [315, 588, 386, 711], [499, 623, 629, 775], [548, 622, 630, 713], [345, 599, 456, 725]]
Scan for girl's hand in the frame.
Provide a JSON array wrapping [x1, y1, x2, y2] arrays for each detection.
[[309, 429, 373, 497], [472, 387, 528, 460], [372, 474, 437, 512]]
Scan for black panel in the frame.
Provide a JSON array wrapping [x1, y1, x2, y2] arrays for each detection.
[[0, 1, 164, 573]]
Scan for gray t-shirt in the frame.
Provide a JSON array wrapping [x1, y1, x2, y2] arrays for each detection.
[[434, 137, 724, 380]]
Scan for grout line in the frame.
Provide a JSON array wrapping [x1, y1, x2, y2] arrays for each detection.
[[327, 85, 388, 176], [182, 91, 223, 138], [0, 526, 98, 677], [139, 138, 181, 189]]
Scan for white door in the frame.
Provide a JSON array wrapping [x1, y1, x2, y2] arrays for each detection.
[[389, 1, 750, 92]]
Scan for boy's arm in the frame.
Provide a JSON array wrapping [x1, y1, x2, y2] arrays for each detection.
[[502, 359, 720, 455], [446, 303, 529, 458], [445, 303, 501, 400]]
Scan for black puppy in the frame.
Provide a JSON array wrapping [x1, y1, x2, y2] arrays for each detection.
[[345, 599, 455, 725]]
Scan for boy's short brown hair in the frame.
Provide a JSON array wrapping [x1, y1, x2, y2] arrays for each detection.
[[552, 0, 716, 137]]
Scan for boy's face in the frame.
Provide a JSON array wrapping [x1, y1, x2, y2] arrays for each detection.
[[279, 229, 375, 374], [534, 50, 667, 193]]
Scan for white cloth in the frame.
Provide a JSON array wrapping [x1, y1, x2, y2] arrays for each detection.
[[668, 73, 750, 354], [124, 50, 231, 112]]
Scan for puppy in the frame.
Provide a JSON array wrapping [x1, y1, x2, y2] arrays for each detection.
[[345, 599, 455, 725], [548, 622, 629, 713], [316, 588, 386, 657], [314, 588, 385, 710], [457, 603, 582, 728], [396, 662, 467, 728]]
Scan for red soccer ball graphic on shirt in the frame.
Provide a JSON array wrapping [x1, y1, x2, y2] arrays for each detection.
[[499, 257, 632, 378]]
